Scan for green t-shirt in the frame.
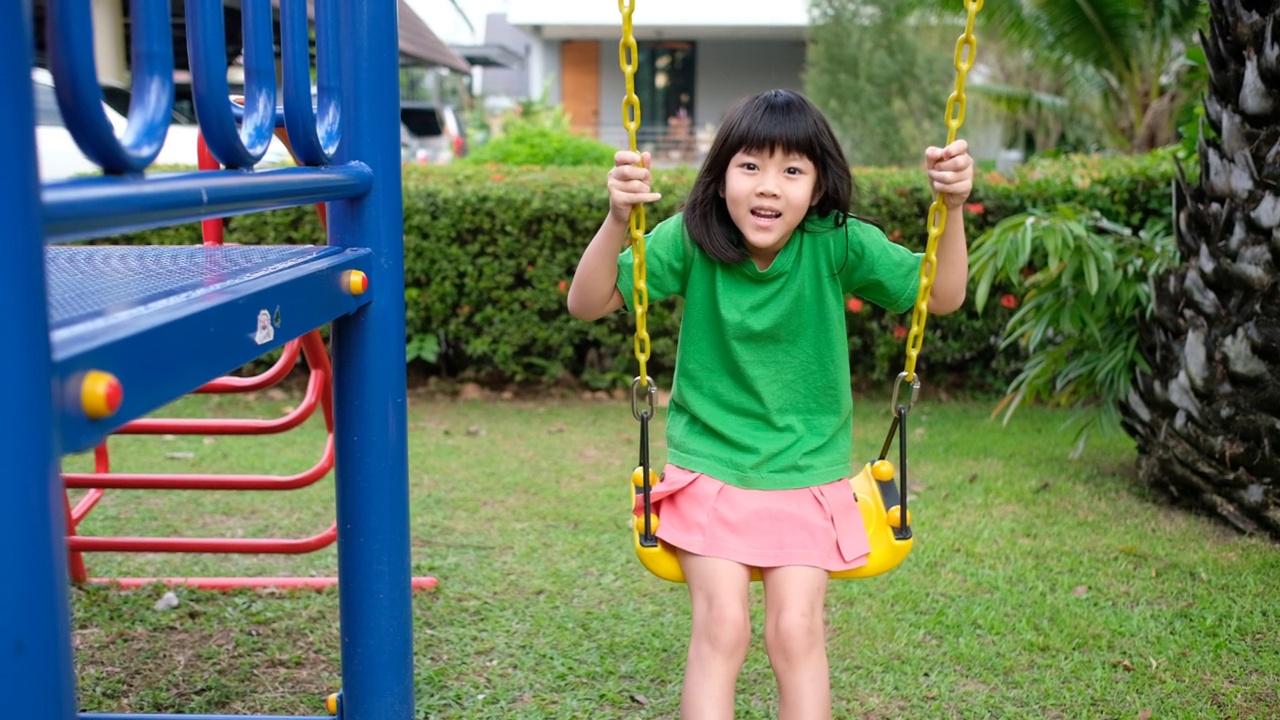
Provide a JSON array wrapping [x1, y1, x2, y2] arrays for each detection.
[[617, 211, 922, 490]]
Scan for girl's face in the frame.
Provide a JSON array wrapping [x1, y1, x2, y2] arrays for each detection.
[[721, 148, 818, 270]]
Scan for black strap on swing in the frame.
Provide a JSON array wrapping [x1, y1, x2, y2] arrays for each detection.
[[876, 372, 919, 541], [633, 376, 658, 548]]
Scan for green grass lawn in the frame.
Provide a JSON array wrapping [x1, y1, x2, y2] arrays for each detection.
[[65, 389, 1279, 718]]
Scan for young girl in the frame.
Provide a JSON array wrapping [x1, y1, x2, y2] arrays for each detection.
[[567, 89, 973, 720]]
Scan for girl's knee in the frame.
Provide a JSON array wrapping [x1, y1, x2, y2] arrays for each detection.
[[691, 602, 752, 658], [763, 607, 825, 662]]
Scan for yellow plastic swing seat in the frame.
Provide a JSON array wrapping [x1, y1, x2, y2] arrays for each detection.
[[631, 460, 913, 583]]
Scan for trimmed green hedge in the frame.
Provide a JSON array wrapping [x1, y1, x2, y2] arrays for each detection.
[[117, 151, 1179, 390]]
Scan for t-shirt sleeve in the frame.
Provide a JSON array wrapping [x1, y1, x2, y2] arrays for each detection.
[[838, 220, 922, 314], [616, 213, 692, 312]]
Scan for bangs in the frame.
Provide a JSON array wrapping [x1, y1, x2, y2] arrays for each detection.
[[725, 91, 827, 162]]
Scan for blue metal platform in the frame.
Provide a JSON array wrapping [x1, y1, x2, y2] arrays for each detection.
[[48, 244, 373, 453]]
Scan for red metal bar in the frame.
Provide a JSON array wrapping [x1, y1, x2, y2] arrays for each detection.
[[197, 131, 223, 246], [197, 337, 303, 393], [63, 443, 111, 583], [80, 576, 438, 591], [121, 370, 325, 434], [122, 336, 331, 435], [69, 488, 106, 523], [62, 491, 88, 583], [64, 434, 334, 490], [68, 523, 338, 553]]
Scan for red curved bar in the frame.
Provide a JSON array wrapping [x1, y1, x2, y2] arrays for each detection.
[[68, 522, 338, 553], [81, 576, 438, 591], [119, 331, 332, 435], [198, 337, 303, 393], [64, 434, 334, 490]]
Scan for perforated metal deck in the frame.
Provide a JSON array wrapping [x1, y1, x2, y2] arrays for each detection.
[[46, 244, 373, 453], [47, 245, 336, 330]]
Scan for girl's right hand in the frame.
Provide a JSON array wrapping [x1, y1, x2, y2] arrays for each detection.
[[607, 150, 662, 225]]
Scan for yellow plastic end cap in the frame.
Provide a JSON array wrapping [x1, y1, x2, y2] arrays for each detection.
[[631, 467, 658, 487], [347, 270, 369, 295], [871, 460, 895, 481], [633, 513, 659, 533], [81, 370, 123, 420], [887, 505, 911, 528]]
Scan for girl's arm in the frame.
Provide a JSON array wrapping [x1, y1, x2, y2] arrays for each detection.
[[923, 139, 974, 315], [567, 151, 662, 321]]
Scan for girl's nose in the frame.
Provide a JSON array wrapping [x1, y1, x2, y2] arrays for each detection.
[[756, 177, 781, 197]]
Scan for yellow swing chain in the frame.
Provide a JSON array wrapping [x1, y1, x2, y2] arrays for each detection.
[[619, 0, 980, 413], [619, 0, 656, 420], [896, 0, 982, 409]]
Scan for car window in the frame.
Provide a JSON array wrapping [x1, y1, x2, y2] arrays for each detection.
[[32, 81, 65, 127], [173, 85, 197, 124], [101, 85, 131, 117], [400, 107, 443, 137], [102, 84, 199, 125]]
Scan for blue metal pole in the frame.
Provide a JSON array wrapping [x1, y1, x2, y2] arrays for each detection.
[[324, 0, 414, 717], [1, 2, 79, 719]]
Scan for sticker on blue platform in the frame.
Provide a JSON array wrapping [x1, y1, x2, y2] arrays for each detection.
[[255, 309, 275, 345]]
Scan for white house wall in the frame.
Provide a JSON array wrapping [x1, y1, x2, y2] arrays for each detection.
[[506, 0, 808, 39], [693, 39, 806, 130], [539, 37, 806, 148], [508, 1, 1003, 161]]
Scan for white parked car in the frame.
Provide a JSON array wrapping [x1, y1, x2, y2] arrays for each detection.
[[400, 102, 466, 165], [33, 67, 293, 182]]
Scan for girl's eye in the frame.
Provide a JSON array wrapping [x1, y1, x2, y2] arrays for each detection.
[[785, 167, 802, 175], [741, 162, 758, 171]]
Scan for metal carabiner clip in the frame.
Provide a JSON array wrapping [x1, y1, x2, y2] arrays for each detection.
[[631, 376, 657, 421], [890, 371, 921, 414]]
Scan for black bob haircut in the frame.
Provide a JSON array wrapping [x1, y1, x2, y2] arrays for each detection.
[[681, 89, 856, 264]]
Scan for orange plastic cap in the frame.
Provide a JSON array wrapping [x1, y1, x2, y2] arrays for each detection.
[[81, 370, 123, 420]]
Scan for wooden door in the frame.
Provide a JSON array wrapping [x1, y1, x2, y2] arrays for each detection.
[[560, 40, 600, 136]]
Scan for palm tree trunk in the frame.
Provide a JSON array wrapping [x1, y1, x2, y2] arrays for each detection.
[[1122, 0, 1280, 539]]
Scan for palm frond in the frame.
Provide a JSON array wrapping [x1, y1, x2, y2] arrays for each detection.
[[970, 82, 1069, 115]]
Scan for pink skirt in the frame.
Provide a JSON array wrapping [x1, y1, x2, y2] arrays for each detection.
[[635, 464, 871, 571]]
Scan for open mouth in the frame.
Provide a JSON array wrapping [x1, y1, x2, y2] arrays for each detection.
[[751, 208, 782, 223]]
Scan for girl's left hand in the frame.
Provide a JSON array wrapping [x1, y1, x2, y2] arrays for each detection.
[[925, 139, 974, 210]]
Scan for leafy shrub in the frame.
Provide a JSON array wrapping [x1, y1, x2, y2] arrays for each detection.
[[969, 204, 1181, 453], [462, 124, 618, 167], [461, 98, 618, 168], [113, 151, 1179, 393]]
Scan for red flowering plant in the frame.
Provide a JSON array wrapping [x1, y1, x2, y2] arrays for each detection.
[[969, 205, 1180, 455]]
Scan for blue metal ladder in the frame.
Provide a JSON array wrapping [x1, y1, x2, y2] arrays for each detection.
[[1, 1, 414, 717]]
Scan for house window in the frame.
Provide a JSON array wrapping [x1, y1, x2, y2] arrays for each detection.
[[635, 42, 695, 156]]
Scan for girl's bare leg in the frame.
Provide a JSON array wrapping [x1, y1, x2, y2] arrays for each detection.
[[761, 565, 832, 720], [678, 550, 753, 720]]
